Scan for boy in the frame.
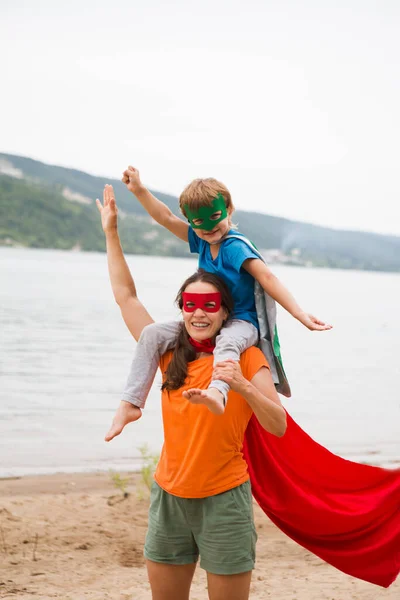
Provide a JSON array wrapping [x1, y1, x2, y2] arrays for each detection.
[[107, 167, 331, 429]]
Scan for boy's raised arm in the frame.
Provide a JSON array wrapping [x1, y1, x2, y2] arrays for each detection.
[[243, 258, 332, 332], [122, 166, 189, 242]]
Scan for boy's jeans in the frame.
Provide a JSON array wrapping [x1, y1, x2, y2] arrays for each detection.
[[121, 319, 259, 408]]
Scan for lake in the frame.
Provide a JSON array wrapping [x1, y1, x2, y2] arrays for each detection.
[[1, 247, 399, 477]]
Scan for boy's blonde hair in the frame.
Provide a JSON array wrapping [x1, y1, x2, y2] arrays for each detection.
[[179, 178, 235, 217]]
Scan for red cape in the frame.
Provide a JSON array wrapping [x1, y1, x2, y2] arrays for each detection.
[[243, 412, 400, 588]]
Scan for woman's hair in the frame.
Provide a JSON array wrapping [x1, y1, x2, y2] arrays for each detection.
[[162, 269, 234, 392], [179, 178, 235, 217]]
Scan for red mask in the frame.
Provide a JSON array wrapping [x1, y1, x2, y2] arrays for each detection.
[[182, 292, 222, 313]]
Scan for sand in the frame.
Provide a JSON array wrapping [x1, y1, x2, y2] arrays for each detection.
[[0, 472, 398, 600]]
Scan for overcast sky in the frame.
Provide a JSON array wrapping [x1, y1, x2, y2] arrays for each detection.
[[1, 0, 400, 234]]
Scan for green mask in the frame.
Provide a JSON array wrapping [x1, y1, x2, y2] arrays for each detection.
[[184, 194, 228, 231]]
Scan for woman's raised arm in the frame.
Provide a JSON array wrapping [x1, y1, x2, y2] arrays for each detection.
[[96, 185, 154, 341]]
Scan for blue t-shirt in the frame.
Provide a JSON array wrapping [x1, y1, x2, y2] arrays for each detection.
[[188, 227, 259, 329]]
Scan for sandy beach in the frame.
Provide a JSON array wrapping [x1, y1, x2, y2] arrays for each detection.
[[0, 472, 398, 600]]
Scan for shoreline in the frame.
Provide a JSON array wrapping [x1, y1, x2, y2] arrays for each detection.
[[3, 245, 400, 275], [2, 449, 399, 481], [0, 471, 398, 600], [0, 462, 144, 481]]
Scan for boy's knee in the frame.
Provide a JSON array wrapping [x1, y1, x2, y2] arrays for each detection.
[[218, 332, 256, 354], [138, 322, 177, 355], [218, 323, 259, 349], [216, 334, 245, 355], [139, 322, 162, 344]]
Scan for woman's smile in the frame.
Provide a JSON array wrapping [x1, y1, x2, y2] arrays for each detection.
[[189, 319, 212, 338]]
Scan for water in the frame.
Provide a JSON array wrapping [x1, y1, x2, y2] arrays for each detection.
[[1, 247, 399, 477]]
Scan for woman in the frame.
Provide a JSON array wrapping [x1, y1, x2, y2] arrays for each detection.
[[97, 185, 287, 600]]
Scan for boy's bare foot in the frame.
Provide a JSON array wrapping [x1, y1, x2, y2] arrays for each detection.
[[105, 401, 142, 442], [182, 387, 225, 415]]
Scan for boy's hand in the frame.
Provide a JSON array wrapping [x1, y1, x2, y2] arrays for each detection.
[[298, 311, 332, 331], [96, 184, 118, 233], [122, 165, 144, 195]]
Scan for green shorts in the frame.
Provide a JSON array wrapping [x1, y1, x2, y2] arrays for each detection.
[[144, 480, 257, 575]]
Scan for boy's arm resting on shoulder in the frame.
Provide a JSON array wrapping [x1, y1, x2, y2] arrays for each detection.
[[122, 166, 188, 242], [242, 258, 332, 331]]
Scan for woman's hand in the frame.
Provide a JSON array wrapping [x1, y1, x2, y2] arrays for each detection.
[[122, 165, 144, 195], [96, 184, 118, 233], [212, 359, 249, 394]]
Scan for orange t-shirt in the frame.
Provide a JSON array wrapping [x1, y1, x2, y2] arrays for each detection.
[[154, 346, 269, 498]]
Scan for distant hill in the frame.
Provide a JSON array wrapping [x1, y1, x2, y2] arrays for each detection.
[[1, 152, 400, 272], [0, 155, 187, 257]]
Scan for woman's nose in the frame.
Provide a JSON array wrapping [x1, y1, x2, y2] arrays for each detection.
[[193, 307, 206, 317]]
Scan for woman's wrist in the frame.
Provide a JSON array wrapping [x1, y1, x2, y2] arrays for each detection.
[[105, 227, 119, 238], [236, 378, 252, 397]]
